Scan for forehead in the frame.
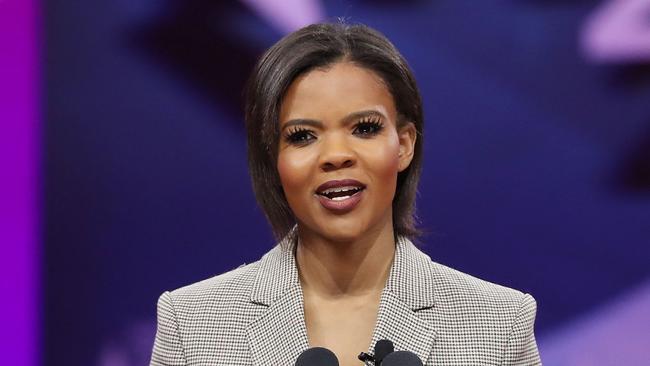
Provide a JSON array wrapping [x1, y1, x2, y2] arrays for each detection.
[[279, 62, 397, 124]]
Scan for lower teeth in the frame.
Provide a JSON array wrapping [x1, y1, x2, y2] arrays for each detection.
[[330, 195, 351, 201]]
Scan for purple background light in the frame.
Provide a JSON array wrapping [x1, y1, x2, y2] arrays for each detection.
[[539, 280, 650, 365], [240, 0, 325, 34], [582, 0, 650, 62], [0, 0, 40, 366]]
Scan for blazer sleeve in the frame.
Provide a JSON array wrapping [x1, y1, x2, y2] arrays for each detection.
[[501, 293, 542, 366], [150, 291, 187, 366]]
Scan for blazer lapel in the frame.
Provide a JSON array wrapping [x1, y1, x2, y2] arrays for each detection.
[[245, 234, 438, 365], [368, 236, 438, 364], [245, 233, 309, 365]]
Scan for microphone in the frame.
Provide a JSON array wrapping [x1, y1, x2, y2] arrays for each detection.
[[374, 339, 394, 366], [295, 347, 339, 366], [381, 351, 423, 366], [358, 339, 395, 366]]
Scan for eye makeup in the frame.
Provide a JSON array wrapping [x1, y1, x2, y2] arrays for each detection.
[[282, 114, 385, 146], [353, 115, 384, 136], [283, 126, 315, 145]]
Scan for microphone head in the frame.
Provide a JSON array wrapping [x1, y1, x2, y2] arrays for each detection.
[[381, 350, 423, 366], [374, 339, 395, 364], [295, 347, 339, 366]]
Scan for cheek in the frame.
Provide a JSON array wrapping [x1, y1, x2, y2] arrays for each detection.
[[369, 137, 401, 181], [277, 150, 313, 194]]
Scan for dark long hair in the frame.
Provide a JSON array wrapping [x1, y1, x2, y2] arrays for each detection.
[[244, 22, 424, 241]]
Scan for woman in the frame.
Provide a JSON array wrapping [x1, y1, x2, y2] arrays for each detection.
[[150, 23, 541, 366]]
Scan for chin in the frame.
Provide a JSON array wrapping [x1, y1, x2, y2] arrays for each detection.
[[320, 230, 363, 244], [297, 208, 391, 244], [315, 220, 372, 244]]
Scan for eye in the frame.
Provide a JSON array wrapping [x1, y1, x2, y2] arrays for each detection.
[[353, 117, 384, 136], [284, 127, 316, 145]]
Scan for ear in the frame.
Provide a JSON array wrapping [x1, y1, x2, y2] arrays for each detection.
[[397, 121, 417, 172]]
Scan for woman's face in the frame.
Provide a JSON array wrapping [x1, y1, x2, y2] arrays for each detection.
[[277, 62, 416, 243]]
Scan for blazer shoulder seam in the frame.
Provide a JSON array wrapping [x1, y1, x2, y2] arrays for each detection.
[[163, 290, 189, 364], [171, 261, 260, 297], [499, 292, 531, 365], [429, 260, 526, 300]]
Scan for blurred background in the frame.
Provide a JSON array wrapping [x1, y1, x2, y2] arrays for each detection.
[[2, 0, 650, 365]]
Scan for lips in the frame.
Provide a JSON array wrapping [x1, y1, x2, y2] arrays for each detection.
[[315, 179, 366, 213]]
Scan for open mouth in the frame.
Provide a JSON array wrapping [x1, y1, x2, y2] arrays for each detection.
[[317, 186, 365, 201]]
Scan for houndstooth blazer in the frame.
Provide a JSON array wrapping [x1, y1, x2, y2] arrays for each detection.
[[150, 235, 542, 365]]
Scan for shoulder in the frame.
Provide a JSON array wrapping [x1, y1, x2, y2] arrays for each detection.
[[399, 238, 534, 312], [429, 259, 531, 306], [424, 257, 537, 335], [409, 248, 540, 362], [159, 260, 261, 313], [156, 240, 294, 317], [151, 257, 272, 363]]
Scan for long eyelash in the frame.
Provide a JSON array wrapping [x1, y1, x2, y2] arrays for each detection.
[[283, 126, 313, 143], [355, 116, 384, 134]]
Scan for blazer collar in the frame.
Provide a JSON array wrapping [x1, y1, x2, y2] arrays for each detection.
[[249, 234, 437, 308], [246, 232, 307, 365], [370, 236, 437, 363], [249, 232, 300, 306], [246, 234, 437, 365], [386, 236, 437, 310]]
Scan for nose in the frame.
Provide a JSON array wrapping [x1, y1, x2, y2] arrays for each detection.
[[319, 134, 356, 172]]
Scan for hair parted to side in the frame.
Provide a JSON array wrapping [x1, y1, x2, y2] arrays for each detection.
[[244, 22, 424, 242]]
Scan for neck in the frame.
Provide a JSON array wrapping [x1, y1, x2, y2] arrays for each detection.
[[295, 222, 396, 299]]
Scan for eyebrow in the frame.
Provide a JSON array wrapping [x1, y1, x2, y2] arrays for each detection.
[[281, 109, 387, 131]]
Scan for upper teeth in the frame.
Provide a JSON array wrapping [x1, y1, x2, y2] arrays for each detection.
[[320, 186, 361, 195]]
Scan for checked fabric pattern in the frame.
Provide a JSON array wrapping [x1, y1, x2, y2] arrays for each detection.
[[150, 235, 542, 365]]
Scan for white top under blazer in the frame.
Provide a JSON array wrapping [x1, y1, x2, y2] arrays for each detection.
[[150, 235, 542, 365]]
